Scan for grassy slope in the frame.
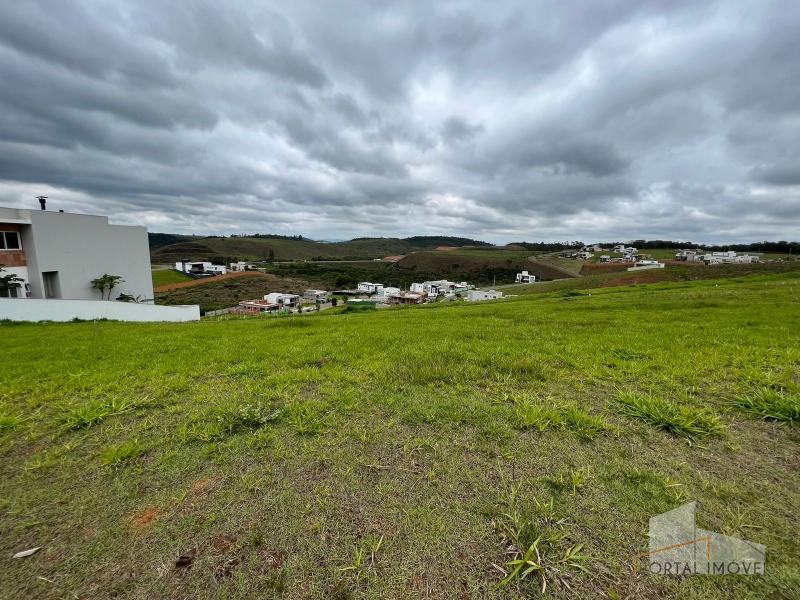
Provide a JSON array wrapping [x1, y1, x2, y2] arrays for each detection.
[[1, 274, 799, 599], [151, 269, 193, 287], [155, 273, 310, 312]]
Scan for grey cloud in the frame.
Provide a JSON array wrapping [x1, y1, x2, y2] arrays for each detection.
[[0, 0, 797, 243]]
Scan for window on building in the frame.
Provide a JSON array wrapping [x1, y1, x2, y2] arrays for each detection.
[[0, 231, 21, 250]]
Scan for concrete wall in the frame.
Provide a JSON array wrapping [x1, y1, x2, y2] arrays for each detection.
[[25, 211, 154, 301], [0, 298, 200, 322]]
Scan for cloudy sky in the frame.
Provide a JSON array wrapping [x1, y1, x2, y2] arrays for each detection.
[[0, 1, 798, 243]]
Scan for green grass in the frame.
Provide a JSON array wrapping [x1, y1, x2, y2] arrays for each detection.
[[151, 269, 193, 287], [614, 391, 727, 441], [731, 387, 799, 423], [1, 271, 799, 598]]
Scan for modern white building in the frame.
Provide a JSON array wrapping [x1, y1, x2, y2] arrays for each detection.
[[515, 270, 537, 284], [303, 289, 330, 301], [264, 292, 300, 308], [0, 204, 153, 301], [175, 261, 227, 275], [409, 280, 470, 297], [377, 286, 401, 300], [229, 261, 255, 272], [357, 282, 384, 294], [627, 260, 665, 271], [700, 251, 760, 265], [465, 289, 504, 302]]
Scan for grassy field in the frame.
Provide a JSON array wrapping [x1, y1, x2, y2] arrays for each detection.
[[151, 269, 193, 287], [2, 272, 799, 599]]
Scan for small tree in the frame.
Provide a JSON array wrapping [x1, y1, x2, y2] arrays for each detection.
[[0, 265, 24, 298], [91, 274, 125, 300], [330, 296, 338, 307]]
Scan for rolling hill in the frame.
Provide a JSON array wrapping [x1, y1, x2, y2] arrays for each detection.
[[149, 234, 491, 263]]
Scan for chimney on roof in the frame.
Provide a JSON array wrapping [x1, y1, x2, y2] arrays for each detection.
[[36, 196, 47, 210]]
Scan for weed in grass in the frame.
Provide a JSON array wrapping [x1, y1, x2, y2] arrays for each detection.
[[730, 387, 799, 423], [214, 402, 282, 434], [0, 409, 22, 432], [284, 400, 327, 435], [615, 391, 726, 441], [543, 467, 592, 496], [515, 399, 612, 439], [496, 500, 589, 593], [57, 397, 139, 430], [337, 534, 384, 582], [515, 400, 563, 432], [100, 440, 146, 469]]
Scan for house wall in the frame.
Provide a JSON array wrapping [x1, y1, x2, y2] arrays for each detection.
[[0, 298, 199, 322], [25, 211, 154, 301]]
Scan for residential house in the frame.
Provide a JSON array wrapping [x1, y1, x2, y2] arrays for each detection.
[[674, 249, 701, 262], [264, 293, 299, 308], [175, 261, 227, 276], [599, 255, 611, 263], [622, 247, 638, 261], [303, 289, 330, 302], [387, 291, 426, 305], [357, 282, 384, 295], [0, 203, 153, 301], [576, 251, 594, 260], [409, 280, 469, 297], [701, 251, 760, 265], [465, 289, 504, 302], [627, 260, 665, 271], [377, 286, 401, 301], [236, 299, 282, 314], [515, 270, 537, 283], [229, 261, 256, 272]]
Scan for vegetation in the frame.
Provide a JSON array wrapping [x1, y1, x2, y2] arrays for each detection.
[[2, 272, 799, 598], [90, 273, 125, 300], [149, 234, 492, 263], [151, 269, 193, 287], [0, 265, 24, 297]]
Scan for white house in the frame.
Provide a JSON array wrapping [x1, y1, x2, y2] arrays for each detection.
[[357, 282, 384, 294], [576, 251, 594, 260], [701, 251, 760, 265], [229, 261, 255, 272], [409, 280, 469, 297], [1, 203, 153, 301], [599, 255, 611, 263], [515, 270, 537, 284], [628, 260, 665, 271], [1, 201, 200, 322], [466, 289, 504, 302], [377, 286, 400, 300], [264, 292, 300, 308], [175, 261, 227, 276], [674, 249, 701, 262], [303, 289, 330, 302]]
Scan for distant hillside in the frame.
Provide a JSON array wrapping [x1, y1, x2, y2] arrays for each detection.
[[147, 232, 199, 250], [149, 233, 491, 263]]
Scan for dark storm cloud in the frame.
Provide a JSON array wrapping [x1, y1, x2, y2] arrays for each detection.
[[0, 0, 798, 242]]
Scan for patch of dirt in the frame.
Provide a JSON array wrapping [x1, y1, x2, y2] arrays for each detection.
[[189, 477, 218, 496], [129, 505, 160, 530], [211, 534, 237, 553]]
